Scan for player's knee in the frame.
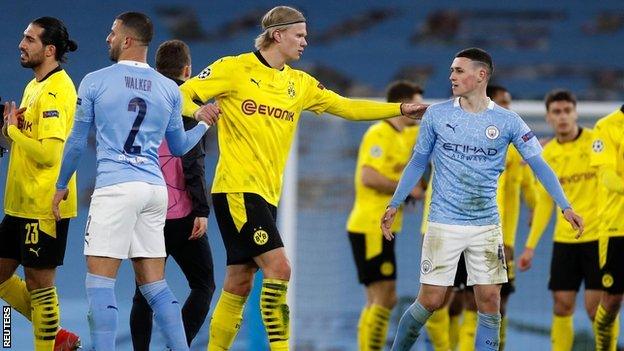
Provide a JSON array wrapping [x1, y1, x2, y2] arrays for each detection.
[[602, 294, 623, 313], [476, 290, 500, 311], [419, 294, 446, 312], [264, 259, 291, 281], [553, 298, 575, 316]]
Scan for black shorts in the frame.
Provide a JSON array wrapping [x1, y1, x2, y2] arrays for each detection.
[[453, 253, 515, 296], [600, 237, 624, 294], [212, 193, 283, 265], [0, 215, 70, 268], [549, 241, 601, 291], [348, 232, 396, 286]]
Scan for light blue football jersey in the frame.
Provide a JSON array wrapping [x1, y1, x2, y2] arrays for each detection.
[[415, 98, 542, 225], [75, 61, 184, 188]]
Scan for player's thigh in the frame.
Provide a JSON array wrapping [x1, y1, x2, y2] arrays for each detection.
[[130, 184, 167, 259], [348, 231, 396, 286], [548, 242, 583, 291], [0, 216, 22, 274], [420, 222, 467, 286], [599, 236, 624, 295], [18, 217, 70, 270], [580, 240, 602, 291], [463, 224, 506, 286], [84, 182, 145, 259], [212, 192, 283, 266]]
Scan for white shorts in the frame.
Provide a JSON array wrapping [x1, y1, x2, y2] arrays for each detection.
[[84, 182, 167, 259], [420, 222, 508, 286]]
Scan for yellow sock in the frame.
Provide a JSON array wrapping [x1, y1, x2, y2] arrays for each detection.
[[358, 306, 369, 350], [458, 310, 477, 351], [367, 304, 391, 351], [594, 304, 618, 351], [31, 286, 59, 351], [0, 275, 32, 319], [610, 315, 619, 351], [551, 314, 574, 351], [261, 279, 289, 351], [208, 290, 247, 351], [499, 316, 508, 351], [449, 313, 460, 350], [425, 306, 451, 351]]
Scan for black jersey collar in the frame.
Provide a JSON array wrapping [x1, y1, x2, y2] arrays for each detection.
[[253, 50, 284, 71], [38, 65, 62, 83]]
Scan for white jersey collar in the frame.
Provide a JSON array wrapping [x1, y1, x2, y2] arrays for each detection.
[[117, 60, 150, 68]]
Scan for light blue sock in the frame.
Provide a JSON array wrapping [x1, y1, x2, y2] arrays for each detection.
[[391, 301, 432, 351], [139, 279, 188, 351], [85, 273, 118, 350], [475, 311, 501, 351]]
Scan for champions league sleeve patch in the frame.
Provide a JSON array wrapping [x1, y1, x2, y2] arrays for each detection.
[[43, 110, 59, 118], [521, 131, 535, 142], [197, 67, 211, 79]]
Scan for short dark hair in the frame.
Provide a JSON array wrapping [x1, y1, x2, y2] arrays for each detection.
[[156, 40, 191, 79], [386, 81, 424, 103], [116, 12, 153, 44], [486, 85, 508, 99], [545, 89, 577, 110], [31, 17, 77, 62], [455, 47, 493, 77]]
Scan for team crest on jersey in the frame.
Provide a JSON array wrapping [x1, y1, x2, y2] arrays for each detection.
[[287, 81, 296, 98], [603, 273, 614, 288], [421, 259, 433, 275], [592, 139, 604, 153], [197, 67, 211, 79], [370, 145, 382, 158], [253, 229, 269, 245], [485, 125, 500, 140]]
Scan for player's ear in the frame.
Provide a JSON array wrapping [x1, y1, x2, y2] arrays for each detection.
[[45, 44, 56, 59], [273, 29, 282, 44]]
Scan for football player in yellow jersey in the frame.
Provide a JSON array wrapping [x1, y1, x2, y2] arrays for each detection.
[[179, 6, 428, 351], [518, 90, 602, 351], [0, 17, 80, 350], [346, 81, 426, 351], [590, 105, 624, 350]]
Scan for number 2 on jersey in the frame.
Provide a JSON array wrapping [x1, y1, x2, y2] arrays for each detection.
[[125, 97, 147, 154]]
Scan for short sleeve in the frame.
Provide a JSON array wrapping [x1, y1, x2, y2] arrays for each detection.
[[74, 75, 96, 124], [359, 129, 391, 171], [413, 109, 436, 155], [167, 87, 184, 133], [590, 120, 615, 169], [37, 89, 68, 141], [510, 114, 542, 160]]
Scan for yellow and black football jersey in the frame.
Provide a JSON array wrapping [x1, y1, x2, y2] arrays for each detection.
[[526, 128, 600, 247], [4, 68, 77, 220], [180, 52, 402, 205], [347, 122, 419, 234]]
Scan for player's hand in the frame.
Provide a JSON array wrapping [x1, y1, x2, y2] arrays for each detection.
[[3, 101, 26, 130], [518, 248, 534, 272], [194, 103, 220, 126], [563, 208, 584, 238], [381, 206, 398, 240], [52, 189, 69, 221], [401, 103, 429, 120], [189, 216, 207, 240]]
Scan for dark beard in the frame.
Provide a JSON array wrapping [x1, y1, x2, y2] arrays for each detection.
[[108, 46, 119, 62]]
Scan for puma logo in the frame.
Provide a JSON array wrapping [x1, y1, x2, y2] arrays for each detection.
[[48, 92, 57, 98], [250, 78, 261, 88], [29, 247, 41, 257], [446, 123, 458, 132]]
